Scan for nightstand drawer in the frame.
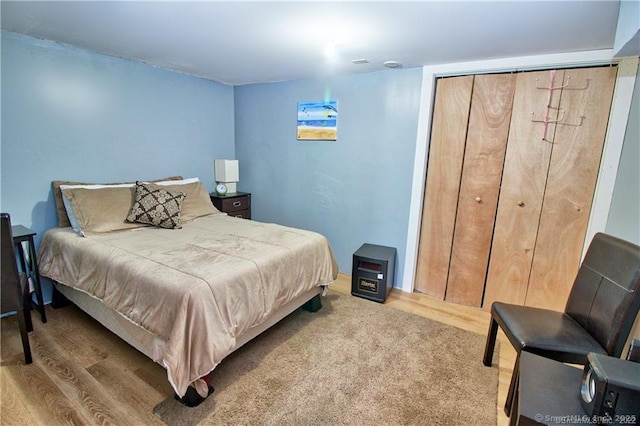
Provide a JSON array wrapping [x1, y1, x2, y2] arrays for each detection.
[[227, 209, 251, 220], [217, 195, 250, 212]]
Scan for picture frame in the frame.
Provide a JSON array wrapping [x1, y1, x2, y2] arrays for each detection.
[[297, 100, 338, 141]]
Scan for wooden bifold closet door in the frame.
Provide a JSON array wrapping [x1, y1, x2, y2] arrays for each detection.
[[415, 66, 617, 311]]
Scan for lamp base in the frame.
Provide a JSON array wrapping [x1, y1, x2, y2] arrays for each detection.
[[218, 182, 237, 193]]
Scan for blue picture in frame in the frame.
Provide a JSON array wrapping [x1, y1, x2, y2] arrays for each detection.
[[297, 100, 338, 140]]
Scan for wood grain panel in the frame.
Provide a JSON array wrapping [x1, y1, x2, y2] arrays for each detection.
[[133, 360, 176, 396], [87, 358, 166, 425], [1, 355, 41, 425], [483, 70, 564, 309], [33, 331, 138, 425], [1, 340, 93, 425], [0, 305, 169, 426], [525, 66, 617, 310], [445, 73, 516, 306], [415, 76, 473, 298], [39, 304, 151, 375]]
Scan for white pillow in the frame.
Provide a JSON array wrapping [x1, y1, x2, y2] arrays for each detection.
[[149, 177, 200, 186]]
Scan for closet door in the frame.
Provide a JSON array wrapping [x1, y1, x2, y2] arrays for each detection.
[[415, 76, 473, 298], [483, 70, 563, 307], [417, 66, 616, 311], [525, 66, 617, 310], [445, 74, 516, 306], [483, 66, 617, 310]]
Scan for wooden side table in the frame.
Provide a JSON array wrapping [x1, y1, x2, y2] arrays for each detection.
[[210, 192, 251, 219], [12, 225, 47, 324]]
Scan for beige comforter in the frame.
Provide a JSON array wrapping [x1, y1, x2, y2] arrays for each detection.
[[38, 213, 338, 396]]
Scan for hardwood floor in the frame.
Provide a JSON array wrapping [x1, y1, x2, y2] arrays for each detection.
[[1, 273, 515, 425]]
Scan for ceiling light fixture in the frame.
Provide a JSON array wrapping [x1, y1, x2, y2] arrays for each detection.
[[383, 60, 401, 68], [324, 43, 336, 58], [352, 59, 369, 64]]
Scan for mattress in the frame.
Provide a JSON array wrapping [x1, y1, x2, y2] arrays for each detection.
[[38, 214, 338, 396]]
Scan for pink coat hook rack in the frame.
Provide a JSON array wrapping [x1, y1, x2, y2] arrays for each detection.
[[530, 70, 587, 142]]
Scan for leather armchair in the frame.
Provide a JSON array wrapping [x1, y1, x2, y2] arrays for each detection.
[[482, 232, 640, 416]]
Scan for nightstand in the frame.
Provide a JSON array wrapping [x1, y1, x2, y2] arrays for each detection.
[[210, 192, 251, 219], [12, 225, 47, 324]]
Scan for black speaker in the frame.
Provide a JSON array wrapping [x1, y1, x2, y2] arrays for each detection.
[[580, 352, 640, 425]]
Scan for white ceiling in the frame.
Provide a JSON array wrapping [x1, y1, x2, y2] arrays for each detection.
[[1, 1, 623, 86]]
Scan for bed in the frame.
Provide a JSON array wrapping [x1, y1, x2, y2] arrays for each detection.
[[37, 177, 338, 404]]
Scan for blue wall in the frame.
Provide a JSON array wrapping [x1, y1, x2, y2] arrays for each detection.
[[234, 69, 422, 285], [1, 32, 236, 300], [1, 31, 421, 301]]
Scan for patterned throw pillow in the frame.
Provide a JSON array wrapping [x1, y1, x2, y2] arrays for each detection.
[[127, 182, 186, 229]]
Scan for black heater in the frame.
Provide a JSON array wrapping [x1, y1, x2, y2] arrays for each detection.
[[351, 243, 396, 303]]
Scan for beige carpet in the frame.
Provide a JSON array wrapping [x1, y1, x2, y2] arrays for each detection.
[[154, 291, 499, 425]]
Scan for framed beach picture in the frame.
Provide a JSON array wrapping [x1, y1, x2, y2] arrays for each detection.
[[297, 100, 338, 141]]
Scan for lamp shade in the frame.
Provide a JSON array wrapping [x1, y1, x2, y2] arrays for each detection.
[[214, 160, 239, 183]]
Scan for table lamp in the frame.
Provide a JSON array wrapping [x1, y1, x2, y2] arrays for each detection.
[[214, 159, 239, 194]]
